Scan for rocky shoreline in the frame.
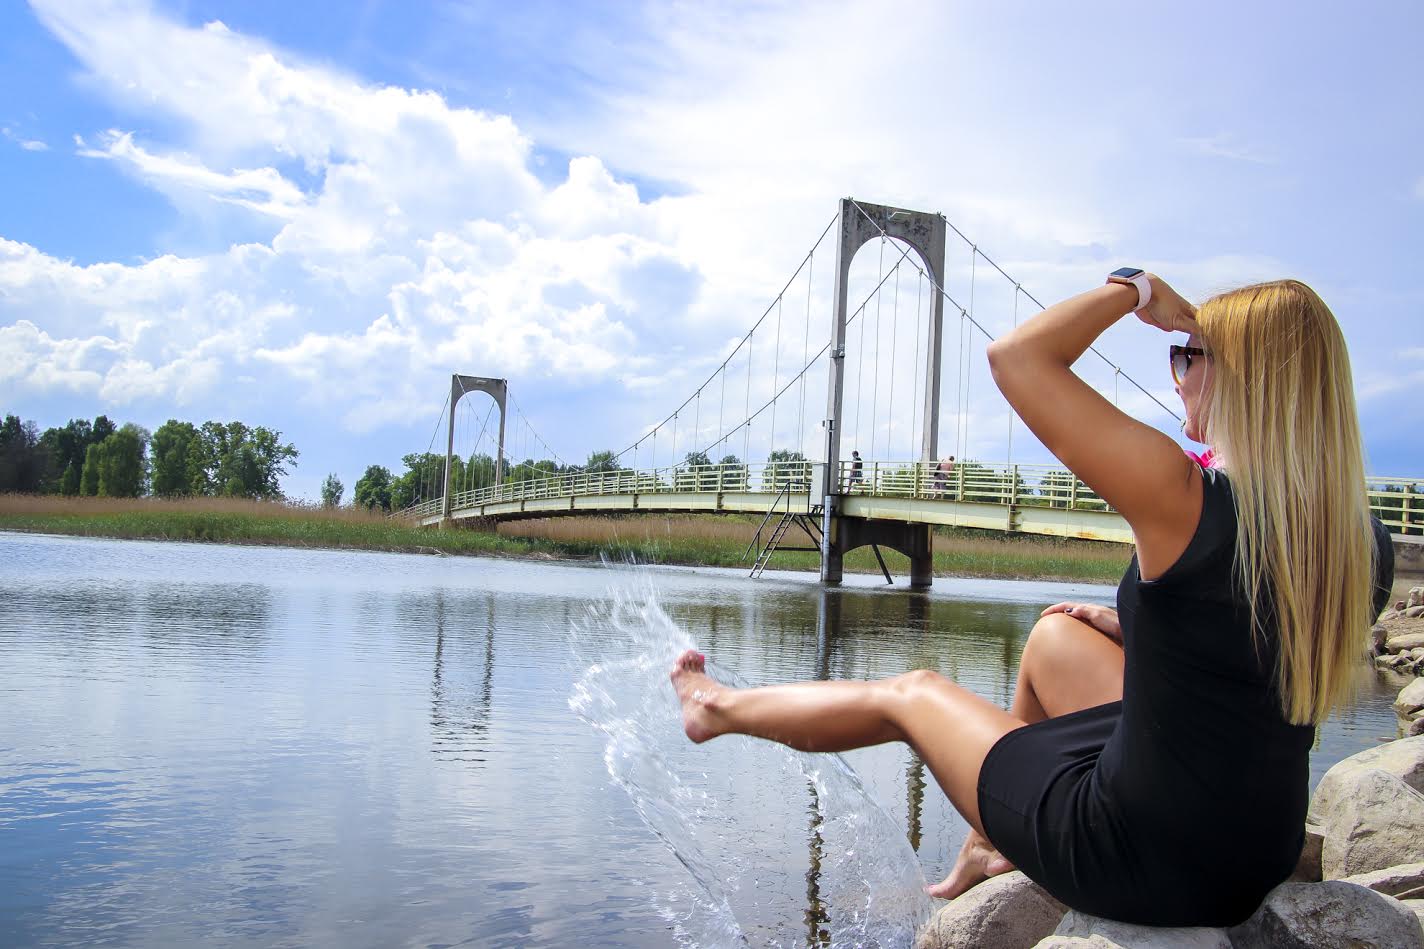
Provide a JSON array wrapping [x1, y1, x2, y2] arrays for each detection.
[[917, 586, 1424, 949]]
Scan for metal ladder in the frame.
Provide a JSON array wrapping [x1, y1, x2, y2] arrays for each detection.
[[745, 481, 822, 578]]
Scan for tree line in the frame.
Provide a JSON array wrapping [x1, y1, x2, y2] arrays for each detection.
[[351, 448, 754, 511], [0, 412, 298, 500]]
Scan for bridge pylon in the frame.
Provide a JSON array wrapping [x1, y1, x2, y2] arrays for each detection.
[[821, 198, 947, 588], [442, 375, 507, 525]]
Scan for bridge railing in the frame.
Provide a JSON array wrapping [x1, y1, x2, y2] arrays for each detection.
[[395, 461, 1423, 535], [394, 462, 816, 520], [1367, 476, 1423, 536], [836, 460, 1114, 512]]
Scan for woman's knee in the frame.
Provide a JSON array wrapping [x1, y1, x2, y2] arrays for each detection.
[[1022, 613, 1101, 666]]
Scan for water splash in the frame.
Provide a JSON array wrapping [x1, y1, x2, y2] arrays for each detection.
[[569, 567, 932, 948]]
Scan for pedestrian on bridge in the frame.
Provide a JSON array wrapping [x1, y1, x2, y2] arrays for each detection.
[[847, 450, 864, 491], [933, 454, 955, 496], [671, 273, 1392, 928]]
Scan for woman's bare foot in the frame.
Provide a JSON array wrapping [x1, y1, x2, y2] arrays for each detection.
[[926, 829, 1016, 899], [670, 649, 725, 743]]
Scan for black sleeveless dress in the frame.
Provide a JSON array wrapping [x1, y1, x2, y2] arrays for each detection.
[[974, 468, 1395, 927]]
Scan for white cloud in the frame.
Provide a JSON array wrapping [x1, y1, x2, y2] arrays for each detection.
[[3, 0, 701, 462], [76, 130, 307, 218], [2, 127, 49, 151]]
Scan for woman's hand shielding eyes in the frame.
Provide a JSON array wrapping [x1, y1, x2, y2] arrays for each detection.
[[1135, 275, 1199, 336]]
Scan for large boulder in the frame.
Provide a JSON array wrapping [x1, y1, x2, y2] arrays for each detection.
[[1310, 736, 1424, 877], [1397, 678, 1424, 720], [1313, 769, 1424, 878], [915, 871, 1065, 949], [1404, 899, 1424, 932], [1042, 912, 1230, 948], [1339, 861, 1424, 900], [1226, 881, 1423, 948]]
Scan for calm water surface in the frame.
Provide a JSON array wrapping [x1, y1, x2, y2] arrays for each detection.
[[0, 532, 1402, 947]]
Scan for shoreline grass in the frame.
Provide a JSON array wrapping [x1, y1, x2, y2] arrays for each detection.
[[0, 495, 1132, 583]]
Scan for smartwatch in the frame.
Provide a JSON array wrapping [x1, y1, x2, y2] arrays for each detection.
[[1107, 267, 1152, 312]]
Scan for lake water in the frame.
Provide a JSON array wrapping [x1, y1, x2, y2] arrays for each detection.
[[0, 532, 1403, 947]]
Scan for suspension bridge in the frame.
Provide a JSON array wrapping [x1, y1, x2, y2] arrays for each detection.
[[395, 198, 1423, 587]]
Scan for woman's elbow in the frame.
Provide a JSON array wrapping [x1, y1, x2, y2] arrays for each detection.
[[986, 338, 1014, 383]]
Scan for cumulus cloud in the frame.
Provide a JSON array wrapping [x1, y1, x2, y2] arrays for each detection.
[[4, 0, 700, 457]]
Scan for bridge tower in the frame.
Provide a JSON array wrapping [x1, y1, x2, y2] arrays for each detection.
[[442, 375, 507, 524], [821, 199, 947, 588]]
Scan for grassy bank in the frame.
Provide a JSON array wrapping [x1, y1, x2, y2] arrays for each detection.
[[0, 495, 1131, 583]]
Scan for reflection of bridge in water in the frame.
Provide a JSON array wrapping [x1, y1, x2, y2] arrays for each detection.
[[398, 197, 1423, 588]]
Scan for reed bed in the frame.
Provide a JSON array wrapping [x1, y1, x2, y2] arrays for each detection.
[[0, 495, 1131, 582], [499, 514, 1131, 582]]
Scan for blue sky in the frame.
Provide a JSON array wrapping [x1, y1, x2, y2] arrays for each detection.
[[2, 0, 1421, 499]]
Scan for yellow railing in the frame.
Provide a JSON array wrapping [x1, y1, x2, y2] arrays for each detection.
[[394, 460, 1423, 537]]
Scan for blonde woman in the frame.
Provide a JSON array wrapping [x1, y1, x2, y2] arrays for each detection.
[[671, 274, 1393, 926]]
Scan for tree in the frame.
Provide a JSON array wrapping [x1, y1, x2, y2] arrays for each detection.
[[80, 442, 102, 496], [765, 448, 809, 488], [320, 473, 344, 508], [95, 424, 148, 498], [150, 420, 199, 497], [583, 449, 620, 473], [717, 453, 747, 490], [186, 421, 298, 499], [465, 452, 498, 491], [0, 414, 45, 493], [390, 452, 446, 511], [354, 465, 393, 511]]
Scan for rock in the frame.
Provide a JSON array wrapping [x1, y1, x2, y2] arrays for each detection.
[[1316, 769, 1424, 878], [1399, 600, 1410, 612], [1048, 911, 1230, 948], [1398, 679, 1424, 719], [1407, 606, 1424, 619], [1410, 717, 1424, 738], [1374, 624, 1392, 654], [1409, 586, 1424, 610], [1289, 824, 1324, 882], [1311, 735, 1424, 816], [1389, 633, 1424, 652], [1226, 881, 1423, 948], [1382, 610, 1403, 623], [1403, 898, 1424, 932], [1379, 653, 1410, 670], [915, 871, 1065, 949], [1340, 861, 1424, 900]]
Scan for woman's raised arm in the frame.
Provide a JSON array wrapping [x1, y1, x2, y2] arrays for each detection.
[[986, 277, 1201, 580]]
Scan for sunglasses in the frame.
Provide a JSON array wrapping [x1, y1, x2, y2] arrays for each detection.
[[1170, 345, 1207, 386]]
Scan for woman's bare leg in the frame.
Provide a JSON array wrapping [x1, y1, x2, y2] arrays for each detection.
[[671, 651, 1024, 839], [929, 612, 1125, 898]]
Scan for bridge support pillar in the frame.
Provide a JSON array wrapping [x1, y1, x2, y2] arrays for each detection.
[[822, 515, 934, 589]]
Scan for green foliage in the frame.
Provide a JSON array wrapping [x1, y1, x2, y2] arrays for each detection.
[[35, 415, 117, 494], [390, 452, 445, 510], [683, 450, 711, 468], [583, 449, 620, 473], [188, 421, 299, 499], [0, 414, 46, 493], [765, 448, 810, 488], [320, 473, 344, 508], [150, 420, 199, 497], [95, 424, 149, 498], [717, 453, 747, 490], [354, 465, 393, 511], [80, 443, 102, 496]]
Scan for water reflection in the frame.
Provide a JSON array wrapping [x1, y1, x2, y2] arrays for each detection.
[[428, 591, 496, 762]]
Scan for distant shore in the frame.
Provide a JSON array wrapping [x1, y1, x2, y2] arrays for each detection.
[[0, 494, 1134, 583]]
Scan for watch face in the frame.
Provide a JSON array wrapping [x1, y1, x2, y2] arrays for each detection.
[[1110, 267, 1144, 279]]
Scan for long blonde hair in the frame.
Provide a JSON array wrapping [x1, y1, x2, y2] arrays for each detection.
[[1195, 280, 1374, 725]]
